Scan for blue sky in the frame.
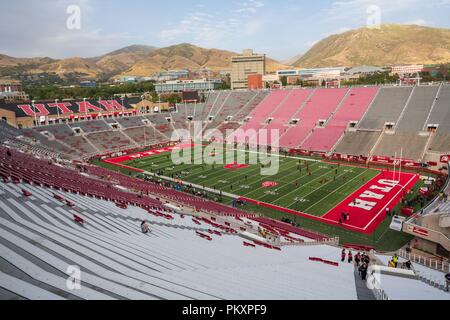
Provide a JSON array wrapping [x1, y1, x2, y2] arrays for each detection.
[[1, 0, 450, 61]]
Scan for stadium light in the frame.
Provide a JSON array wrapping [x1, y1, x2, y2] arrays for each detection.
[[31, 100, 37, 127], [55, 99, 60, 119], [83, 98, 87, 117]]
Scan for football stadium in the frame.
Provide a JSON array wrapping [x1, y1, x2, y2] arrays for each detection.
[[0, 1, 450, 304]]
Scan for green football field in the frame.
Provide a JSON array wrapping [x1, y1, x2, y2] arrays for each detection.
[[122, 146, 379, 217]]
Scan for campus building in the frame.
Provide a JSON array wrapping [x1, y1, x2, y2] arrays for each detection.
[[154, 79, 222, 93], [0, 80, 29, 103], [231, 49, 266, 90]]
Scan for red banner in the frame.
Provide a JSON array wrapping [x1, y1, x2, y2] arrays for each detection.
[[412, 226, 429, 237], [440, 155, 450, 163]]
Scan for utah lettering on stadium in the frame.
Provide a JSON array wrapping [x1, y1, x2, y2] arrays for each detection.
[[16, 100, 127, 117], [348, 179, 398, 211]]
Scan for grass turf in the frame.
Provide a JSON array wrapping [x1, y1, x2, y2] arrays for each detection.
[[91, 145, 426, 251], [122, 146, 379, 217]]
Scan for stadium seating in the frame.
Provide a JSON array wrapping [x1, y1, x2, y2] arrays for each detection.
[[122, 127, 167, 146], [357, 86, 413, 130], [301, 87, 378, 152], [116, 116, 148, 128], [0, 121, 66, 160], [206, 91, 231, 119], [373, 133, 429, 160], [20, 128, 82, 159], [69, 120, 111, 133], [0, 179, 360, 300], [369, 86, 439, 161], [85, 131, 135, 152], [396, 86, 439, 133], [262, 89, 313, 145], [427, 84, 450, 153], [33, 124, 99, 155], [334, 131, 382, 156], [278, 88, 348, 149], [234, 90, 290, 144], [204, 91, 267, 140]]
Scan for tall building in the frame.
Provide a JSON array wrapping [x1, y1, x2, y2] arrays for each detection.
[[231, 49, 265, 90]]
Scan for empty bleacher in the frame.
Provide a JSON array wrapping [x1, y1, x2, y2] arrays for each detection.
[[206, 91, 231, 119], [116, 116, 148, 128], [373, 133, 429, 160], [205, 91, 268, 141], [371, 86, 439, 161], [34, 124, 98, 155], [396, 86, 439, 133], [334, 131, 382, 156], [427, 84, 450, 153], [278, 88, 348, 149], [21, 128, 81, 159], [301, 87, 378, 152], [0, 178, 359, 299], [122, 127, 166, 146], [234, 90, 290, 144], [0, 121, 66, 160], [261, 89, 313, 145], [85, 131, 135, 152], [69, 120, 111, 133], [357, 86, 413, 130]]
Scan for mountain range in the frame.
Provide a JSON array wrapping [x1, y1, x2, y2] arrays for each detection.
[[292, 24, 450, 68], [1, 24, 450, 83], [0, 44, 286, 82]]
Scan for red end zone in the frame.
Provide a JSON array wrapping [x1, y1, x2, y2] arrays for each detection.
[[239, 171, 419, 235]]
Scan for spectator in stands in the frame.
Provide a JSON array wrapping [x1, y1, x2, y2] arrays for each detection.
[[445, 273, 450, 292], [404, 260, 412, 270], [141, 220, 150, 234], [341, 249, 346, 262], [388, 259, 396, 268], [348, 251, 353, 264], [354, 252, 361, 266], [359, 262, 368, 281], [361, 252, 370, 265], [6, 148, 11, 157], [392, 254, 399, 268]]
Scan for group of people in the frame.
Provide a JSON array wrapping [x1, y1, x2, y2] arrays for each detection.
[[341, 249, 371, 281], [388, 254, 413, 270]]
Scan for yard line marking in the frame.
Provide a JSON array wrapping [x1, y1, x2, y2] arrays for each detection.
[[301, 169, 369, 213], [272, 166, 351, 205], [241, 162, 326, 199]]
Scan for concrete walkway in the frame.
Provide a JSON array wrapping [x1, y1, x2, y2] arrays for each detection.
[[354, 267, 376, 300]]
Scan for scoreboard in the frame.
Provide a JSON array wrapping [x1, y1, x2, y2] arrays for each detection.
[[182, 90, 199, 102]]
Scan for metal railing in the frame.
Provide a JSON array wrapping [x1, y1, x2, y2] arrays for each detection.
[[398, 249, 449, 273], [278, 236, 339, 247], [367, 271, 389, 300]]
